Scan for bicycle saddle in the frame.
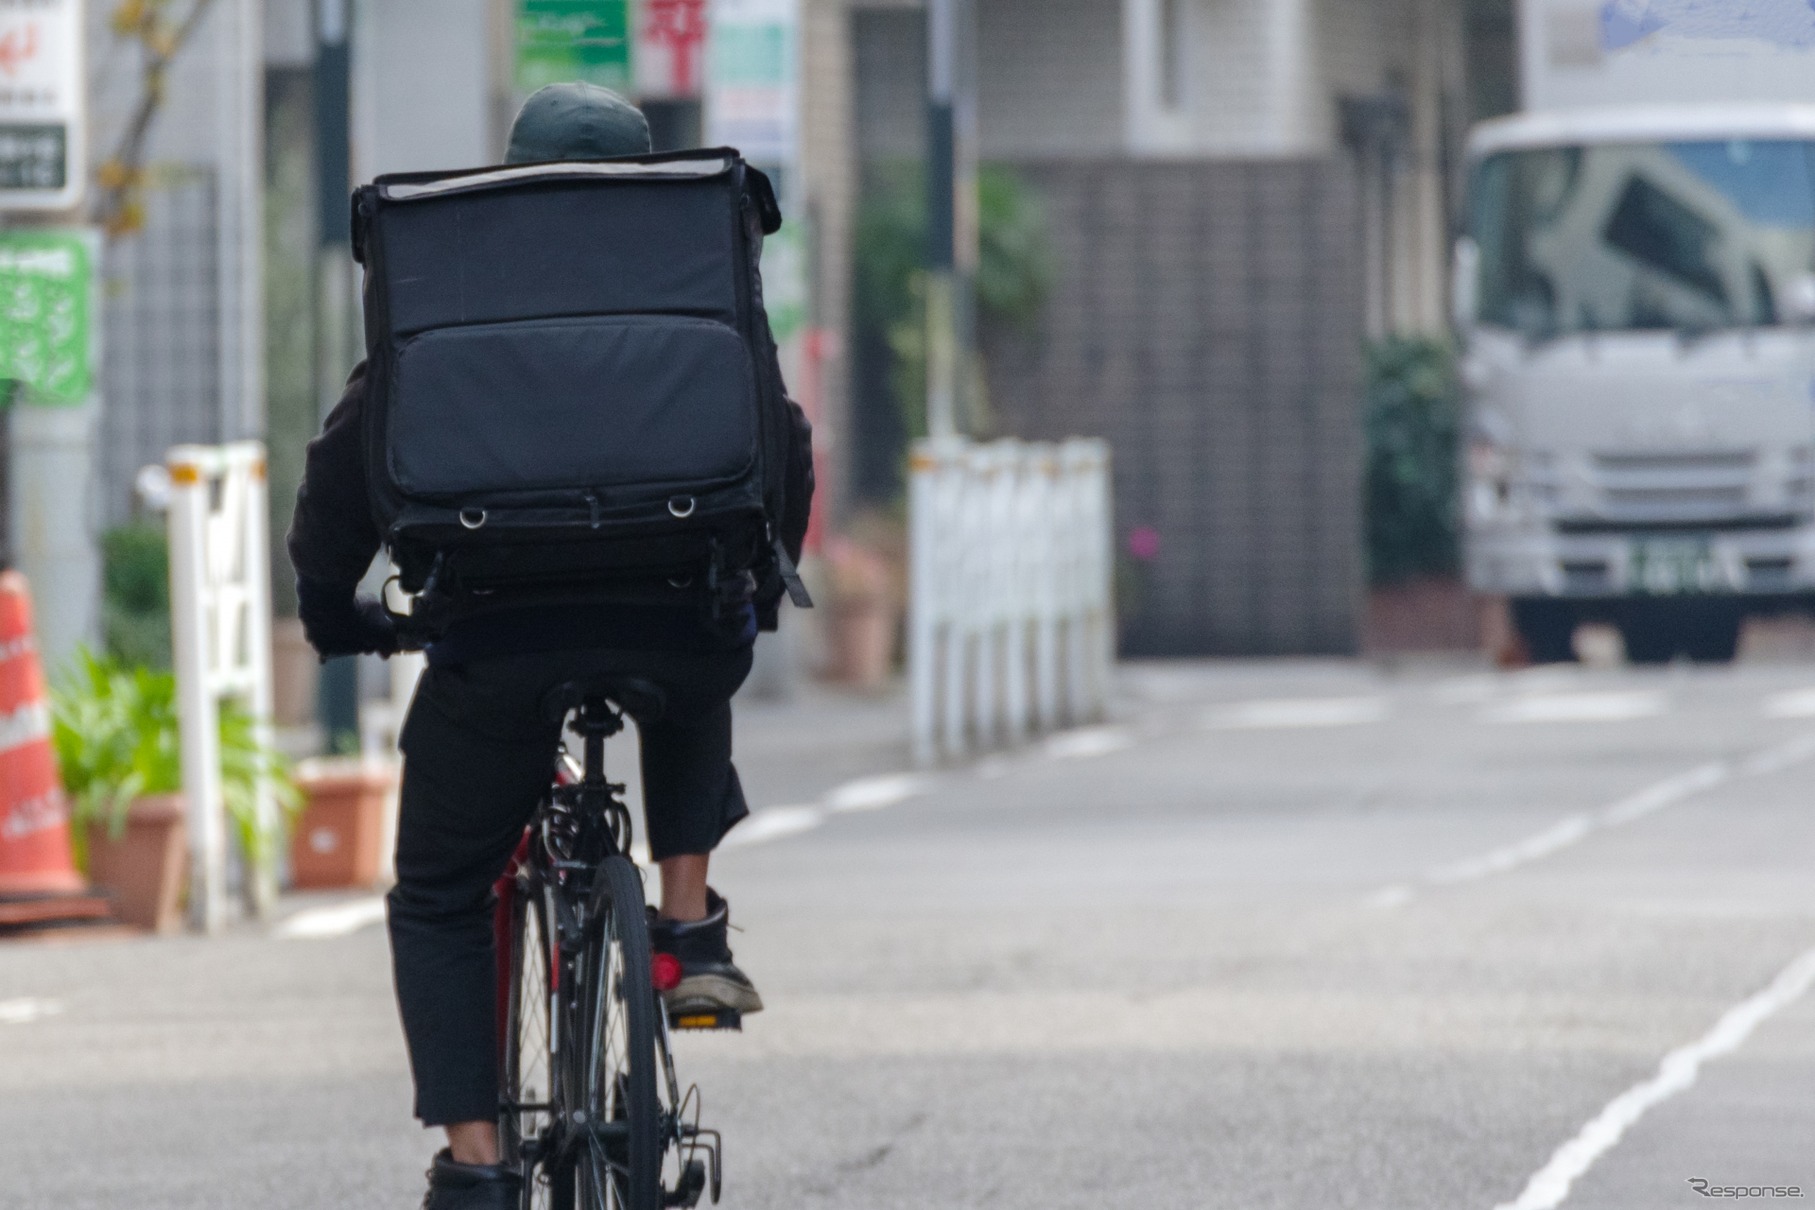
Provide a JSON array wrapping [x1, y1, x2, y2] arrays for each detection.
[[541, 675, 669, 724]]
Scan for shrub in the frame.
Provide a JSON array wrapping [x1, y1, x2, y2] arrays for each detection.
[[101, 522, 171, 668], [854, 163, 1054, 444], [1364, 337, 1462, 586]]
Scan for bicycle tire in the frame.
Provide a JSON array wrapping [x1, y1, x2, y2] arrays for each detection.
[[579, 854, 663, 1210], [501, 880, 572, 1209]]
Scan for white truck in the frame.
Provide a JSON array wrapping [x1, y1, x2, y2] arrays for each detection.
[[1457, 1, 1815, 661]]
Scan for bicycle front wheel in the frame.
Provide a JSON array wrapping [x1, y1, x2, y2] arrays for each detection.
[[578, 855, 663, 1210], [501, 879, 571, 1209]]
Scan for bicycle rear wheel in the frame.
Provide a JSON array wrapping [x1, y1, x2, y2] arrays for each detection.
[[501, 880, 572, 1209], [578, 855, 663, 1210]]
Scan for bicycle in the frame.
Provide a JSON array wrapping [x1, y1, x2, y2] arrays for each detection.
[[493, 675, 729, 1210]]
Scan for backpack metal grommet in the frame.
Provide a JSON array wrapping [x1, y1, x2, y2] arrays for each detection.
[[667, 497, 697, 519], [459, 508, 487, 530]]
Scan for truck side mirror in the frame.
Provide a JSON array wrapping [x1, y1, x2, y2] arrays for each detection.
[[1451, 237, 1480, 332]]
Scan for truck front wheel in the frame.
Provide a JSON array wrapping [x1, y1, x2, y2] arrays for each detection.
[[1679, 601, 1742, 664], [1618, 613, 1677, 665], [1618, 600, 1743, 665], [1511, 599, 1578, 664]]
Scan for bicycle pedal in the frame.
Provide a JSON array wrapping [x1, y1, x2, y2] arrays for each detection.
[[669, 1008, 741, 1031]]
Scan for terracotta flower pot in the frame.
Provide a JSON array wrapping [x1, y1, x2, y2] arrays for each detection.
[[270, 617, 321, 728], [826, 597, 898, 690], [291, 760, 397, 890], [84, 793, 188, 934]]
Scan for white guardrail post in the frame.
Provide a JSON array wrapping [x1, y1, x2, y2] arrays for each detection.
[[167, 441, 277, 933], [908, 436, 1114, 765]]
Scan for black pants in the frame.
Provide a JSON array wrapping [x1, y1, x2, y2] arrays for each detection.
[[386, 644, 753, 1126]]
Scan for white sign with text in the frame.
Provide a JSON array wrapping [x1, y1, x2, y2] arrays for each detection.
[[0, 0, 84, 210]]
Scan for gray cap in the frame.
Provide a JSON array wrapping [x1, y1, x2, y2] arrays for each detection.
[[506, 82, 652, 164]]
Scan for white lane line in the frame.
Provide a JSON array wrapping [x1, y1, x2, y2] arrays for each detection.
[[1425, 812, 1601, 886], [1598, 760, 1731, 826], [1764, 687, 1815, 719], [1370, 762, 1728, 907], [823, 773, 931, 813], [275, 896, 388, 940], [975, 755, 1013, 780], [1494, 943, 1815, 1210], [721, 804, 825, 848], [1043, 726, 1134, 760], [1363, 885, 1415, 910], [1743, 731, 1815, 778], [0, 997, 63, 1025], [1433, 668, 1584, 705], [1484, 691, 1665, 724], [729, 772, 934, 850], [1372, 735, 1815, 909], [1203, 696, 1390, 730]]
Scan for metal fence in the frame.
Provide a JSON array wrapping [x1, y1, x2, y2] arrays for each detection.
[[101, 172, 225, 525]]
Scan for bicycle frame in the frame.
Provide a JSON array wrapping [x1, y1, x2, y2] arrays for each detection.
[[493, 696, 722, 1208]]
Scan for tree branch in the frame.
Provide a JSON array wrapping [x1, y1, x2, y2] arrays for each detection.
[[90, 0, 220, 238]]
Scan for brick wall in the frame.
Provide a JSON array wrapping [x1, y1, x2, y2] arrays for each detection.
[[985, 157, 1366, 656]]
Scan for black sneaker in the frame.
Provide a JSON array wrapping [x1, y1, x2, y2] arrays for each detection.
[[421, 1150, 522, 1210], [648, 889, 764, 1016]]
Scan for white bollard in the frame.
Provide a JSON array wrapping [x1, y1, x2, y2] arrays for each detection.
[[909, 446, 942, 766], [167, 442, 278, 932], [1028, 446, 1062, 733], [1088, 442, 1116, 720], [938, 448, 970, 761]]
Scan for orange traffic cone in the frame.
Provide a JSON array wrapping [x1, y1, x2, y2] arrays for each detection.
[[0, 571, 110, 928]]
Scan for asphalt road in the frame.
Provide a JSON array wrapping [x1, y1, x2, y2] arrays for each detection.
[[5, 655, 1815, 1209]]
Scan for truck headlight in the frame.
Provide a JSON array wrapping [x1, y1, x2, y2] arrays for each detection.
[[1468, 439, 1516, 522]]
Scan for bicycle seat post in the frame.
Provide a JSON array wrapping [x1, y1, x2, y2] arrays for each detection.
[[574, 695, 624, 790]]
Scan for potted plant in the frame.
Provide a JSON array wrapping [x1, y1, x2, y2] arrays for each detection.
[[50, 650, 298, 931], [289, 756, 397, 890], [822, 529, 902, 690]]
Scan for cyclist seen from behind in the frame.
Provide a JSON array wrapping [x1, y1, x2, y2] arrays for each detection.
[[286, 84, 814, 1209]]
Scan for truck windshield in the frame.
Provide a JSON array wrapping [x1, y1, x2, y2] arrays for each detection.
[[1470, 139, 1815, 336]]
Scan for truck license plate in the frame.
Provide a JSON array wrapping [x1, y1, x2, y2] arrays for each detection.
[[1629, 536, 1721, 594]]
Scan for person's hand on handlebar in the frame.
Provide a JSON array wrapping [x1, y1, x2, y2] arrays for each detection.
[[296, 578, 401, 659]]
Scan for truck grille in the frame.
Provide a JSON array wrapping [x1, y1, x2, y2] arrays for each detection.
[[1587, 450, 1756, 523]]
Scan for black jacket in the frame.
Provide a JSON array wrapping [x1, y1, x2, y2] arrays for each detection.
[[286, 362, 815, 662]]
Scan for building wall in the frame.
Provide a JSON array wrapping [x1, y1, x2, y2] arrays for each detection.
[[356, 0, 494, 179], [852, 7, 926, 162], [1121, 0, 1461, 333], [801, 0, 859, 523], [1179, 0, 1317, 155], [985, 158, 1366, 655], [90, 0, 264, 527], [978, 0, 1123, 157]]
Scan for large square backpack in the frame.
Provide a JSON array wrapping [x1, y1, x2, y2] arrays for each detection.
[[350, 148, 803, 626]]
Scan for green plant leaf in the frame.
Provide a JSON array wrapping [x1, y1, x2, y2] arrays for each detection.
[[49, 647, 299, 875], [855, 161, 1054, 446], [1364, 336, 1462, 587]]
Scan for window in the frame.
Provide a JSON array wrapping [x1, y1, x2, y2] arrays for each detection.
[[1470, 140, 1815, 335]]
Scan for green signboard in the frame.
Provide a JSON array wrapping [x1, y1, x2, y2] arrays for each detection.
[[762, 220, 806, 346], [0, 230, 91, 405], [515, 0, 633, 93], [709, 21, 788, 87]]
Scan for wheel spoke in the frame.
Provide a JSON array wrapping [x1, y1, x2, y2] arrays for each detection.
[[504, 890, 558, 1209]]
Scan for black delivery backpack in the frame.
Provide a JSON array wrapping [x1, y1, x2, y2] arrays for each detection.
[[350, 147, 807, 628]]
